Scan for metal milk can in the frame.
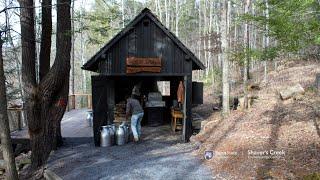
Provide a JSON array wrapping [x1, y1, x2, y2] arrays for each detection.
[[116, 125, 126, 145], [124, 124, 130, 143], [120, 122, 130, 143], [86, 111, 93, 127], [110, 124, 116, 133], [100, 126, 112, 147], [107, 125, 115, 145]]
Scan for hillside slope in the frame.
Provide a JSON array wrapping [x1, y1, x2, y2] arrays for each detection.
[[191, 61, 320, 179]]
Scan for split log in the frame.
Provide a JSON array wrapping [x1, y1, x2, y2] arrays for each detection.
[[248, 83, 260, 91], [280, 84, 305, 100]]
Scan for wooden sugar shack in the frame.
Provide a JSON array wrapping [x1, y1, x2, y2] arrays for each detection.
[[82, 8, 205, 146]]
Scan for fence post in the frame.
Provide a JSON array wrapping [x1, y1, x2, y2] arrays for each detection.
[[71, 94, 76, 110]]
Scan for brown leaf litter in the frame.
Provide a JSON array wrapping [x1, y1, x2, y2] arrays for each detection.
[[192, 61, 320, 179]]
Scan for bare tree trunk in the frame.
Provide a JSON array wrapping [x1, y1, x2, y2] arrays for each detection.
[[165, 0, 169, 27], [198, 0, 201, 73], [7, 29, 24, 105], [71, 0, 75, 96], [243, 0, 250, 109], [208, 1, 213, 77], [0, 34, 19, 180], [18, 0, 71, 170], [263, 0, 269, 83], [157, 0, 162, 22], [80, 0, 87, 94], [203, 0, 208, 77], [168, 0, 171, 29], [221, 0, 230, 114], [39, 0, 52, 81], [175, 0, 179, 36], [214, 1, 221, 69]]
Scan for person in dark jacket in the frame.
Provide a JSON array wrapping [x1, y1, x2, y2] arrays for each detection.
[[126, 86, 144, 142]]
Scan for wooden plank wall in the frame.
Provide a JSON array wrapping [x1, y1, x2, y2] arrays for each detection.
[[98, 16, 191, 75], [91, 76, 115, 146]]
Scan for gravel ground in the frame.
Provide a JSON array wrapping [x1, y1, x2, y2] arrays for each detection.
[[47, 125, 213, 180]]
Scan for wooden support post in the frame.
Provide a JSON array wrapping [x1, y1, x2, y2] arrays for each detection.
[[183, 75, 192, 142], [87, 94, 92, 109], [70, 94, 76, 110], [183, 76, 187, 142], [17, 110, 22, 130]]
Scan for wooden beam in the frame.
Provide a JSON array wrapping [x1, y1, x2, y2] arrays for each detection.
[[126, 66, 161, 74], [126, 57, 162, 67]]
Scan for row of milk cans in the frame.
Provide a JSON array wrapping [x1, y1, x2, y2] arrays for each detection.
[[100, 123, 131, 147], [86, 110, 131, 147]]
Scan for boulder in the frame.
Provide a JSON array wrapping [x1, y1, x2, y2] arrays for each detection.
[[0, 168, 4, 175], [44, 169, 63, 180], [0, 160, 5, 168], [280, 84, 305, 100], [17, 158, 31, 170], [200, 120, 209, 130], [0, 160, 5, 174]]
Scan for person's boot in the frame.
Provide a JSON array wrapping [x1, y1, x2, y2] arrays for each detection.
[[134, 137, 139, 143]]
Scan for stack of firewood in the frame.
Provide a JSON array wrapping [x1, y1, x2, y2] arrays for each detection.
[[114, 102, 127, 123]]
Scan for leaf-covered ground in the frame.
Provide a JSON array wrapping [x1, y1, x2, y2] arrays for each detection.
[[191, 60, 320, 179]]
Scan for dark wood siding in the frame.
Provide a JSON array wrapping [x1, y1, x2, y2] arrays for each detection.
[[91, 76, 114, 146], [98, 16, 192, 75]]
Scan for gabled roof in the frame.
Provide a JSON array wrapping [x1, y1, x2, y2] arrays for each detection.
[[82, 8, 205, 72]]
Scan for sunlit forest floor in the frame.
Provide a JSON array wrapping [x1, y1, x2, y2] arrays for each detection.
[[191, 60, 320, 179]]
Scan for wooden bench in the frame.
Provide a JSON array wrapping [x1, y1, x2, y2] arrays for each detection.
[[171, 109, 183, 132]]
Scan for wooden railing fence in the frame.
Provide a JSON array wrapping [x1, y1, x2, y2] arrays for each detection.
[[67, 94, 92, 111]]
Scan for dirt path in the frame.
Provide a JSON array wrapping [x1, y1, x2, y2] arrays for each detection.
[[47, 125, 213, 180]]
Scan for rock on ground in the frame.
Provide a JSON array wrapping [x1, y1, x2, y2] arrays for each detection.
[[279, 83, 305, 100]]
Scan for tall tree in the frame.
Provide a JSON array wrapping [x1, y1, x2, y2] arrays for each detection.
[[263, 0, 269, 83], [175, 0, 179, 36], [243, 0, 250, 109], [18, 0, 71, 169], [121, 0, 125, 28], [39, 0, 52, 81], [71, 0, 75, 96], [221, 0, 230, 114], [0, 32, 19, 180]]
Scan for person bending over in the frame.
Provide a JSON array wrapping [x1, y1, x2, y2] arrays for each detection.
[[126, 86, 144, 142]]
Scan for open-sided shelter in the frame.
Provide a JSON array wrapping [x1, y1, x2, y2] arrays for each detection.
[[82, 8, 205, 146]]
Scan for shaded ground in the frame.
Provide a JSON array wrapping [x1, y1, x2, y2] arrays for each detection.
[[47, 116, 212, 180], [10, 109, 93, 139], [191, 61, 320, 179]]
